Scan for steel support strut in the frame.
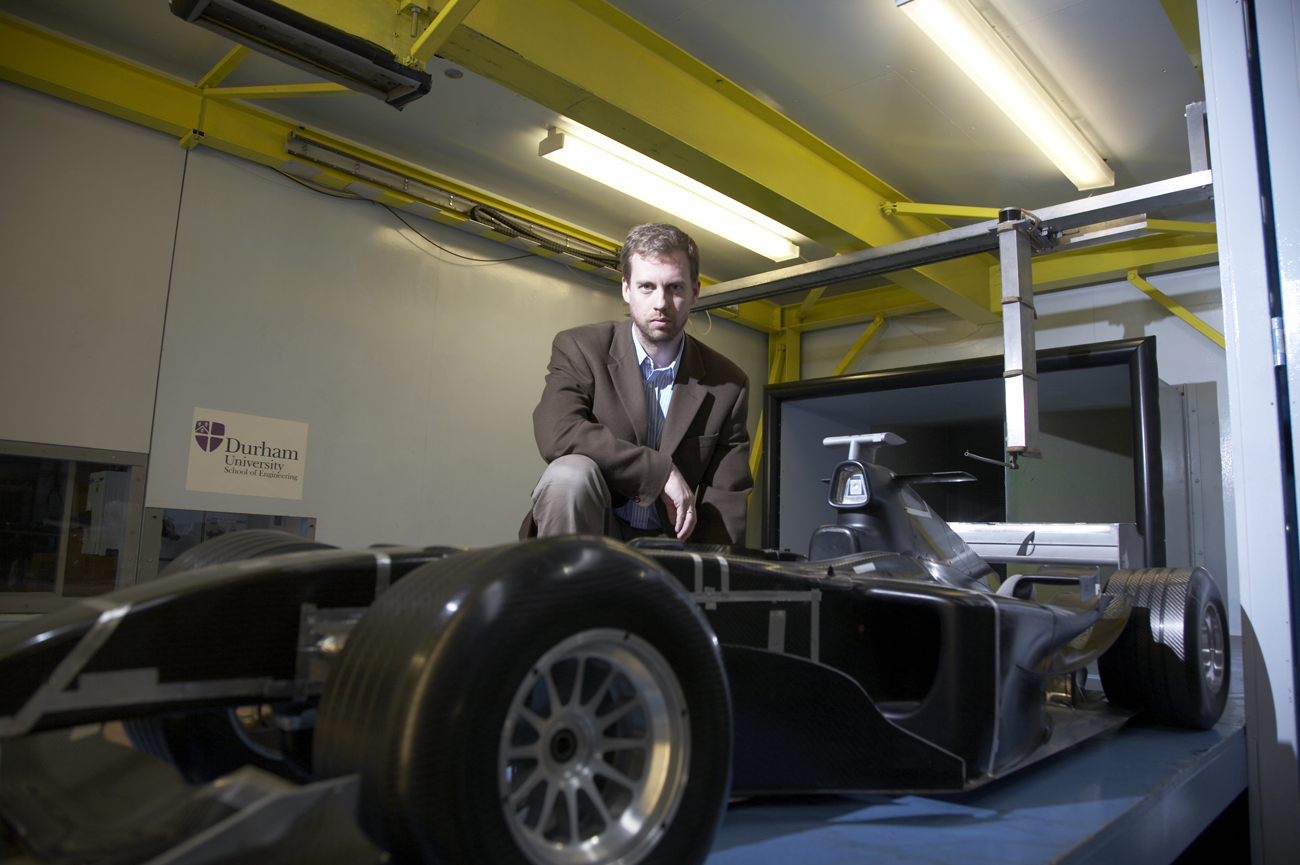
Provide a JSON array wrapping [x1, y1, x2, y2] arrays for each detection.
[[998, 209, 1041, 459]]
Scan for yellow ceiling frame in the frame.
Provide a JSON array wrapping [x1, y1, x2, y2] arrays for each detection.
[[3, 10, 1221, 407], [266, 0, 999, 325], [0, 14, 619, 263], [1128, 268, 1224, 347]]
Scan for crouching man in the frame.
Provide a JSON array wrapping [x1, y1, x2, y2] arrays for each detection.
[[521, 223, 752, 544]]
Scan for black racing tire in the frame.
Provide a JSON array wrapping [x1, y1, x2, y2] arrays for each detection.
[[314, 537, 732, 865], [1098, 567, 1230, 729], [158, 527, 334, 578], [124, 529, 337, 782]]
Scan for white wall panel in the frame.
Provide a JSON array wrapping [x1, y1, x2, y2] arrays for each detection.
[[0, 81, 181, 453]]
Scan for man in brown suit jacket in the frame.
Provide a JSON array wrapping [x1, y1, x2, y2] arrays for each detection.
[[524, 224, 752, 545]]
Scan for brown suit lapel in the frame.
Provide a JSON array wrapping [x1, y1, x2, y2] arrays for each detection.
[[660, 335, 705, 456], [609, 322, 648, 446]]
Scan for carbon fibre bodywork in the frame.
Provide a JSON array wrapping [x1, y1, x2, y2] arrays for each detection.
[[636, 542, 1126, 794], [0, 464, 1131, 796]]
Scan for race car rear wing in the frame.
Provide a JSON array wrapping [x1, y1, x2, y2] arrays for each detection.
[[947, 522, 1144, 569]]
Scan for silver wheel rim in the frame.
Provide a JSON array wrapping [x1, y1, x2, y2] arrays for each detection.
[[499, 629, 690, 865], [1200, 606, 1226, 696]]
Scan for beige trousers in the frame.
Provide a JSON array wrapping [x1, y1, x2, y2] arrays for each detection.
[[531, 454, 662, 540]]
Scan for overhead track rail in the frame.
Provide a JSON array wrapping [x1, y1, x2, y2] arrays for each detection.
[[695, 171, 1214, 311]]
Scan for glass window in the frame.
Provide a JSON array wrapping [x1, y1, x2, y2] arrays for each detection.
[[0, 441, 146, 612]]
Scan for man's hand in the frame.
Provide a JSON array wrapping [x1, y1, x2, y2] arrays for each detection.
[[660, 464, 697, 541]]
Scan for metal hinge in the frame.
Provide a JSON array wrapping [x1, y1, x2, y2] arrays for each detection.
[[1272, 317, 1286, 367]]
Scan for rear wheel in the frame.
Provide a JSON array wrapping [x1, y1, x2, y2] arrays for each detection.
[[1098, 567, 1230, 729], [315, 538, 731, 865], [123, 530, 335, 782]]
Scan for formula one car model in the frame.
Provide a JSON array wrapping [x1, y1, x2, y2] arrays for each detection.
[[0, 433, 1229, 865]]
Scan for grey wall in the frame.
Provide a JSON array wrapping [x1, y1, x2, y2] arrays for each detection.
[[0, 80, 181, 454], [1, 82, 768, 552]]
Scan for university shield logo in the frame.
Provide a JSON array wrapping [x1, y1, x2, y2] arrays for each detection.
[[194, 420, 226, 452]]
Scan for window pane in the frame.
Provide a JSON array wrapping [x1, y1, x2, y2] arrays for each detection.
[[62, 463, 133, 597], [0, 455, 67, 592]]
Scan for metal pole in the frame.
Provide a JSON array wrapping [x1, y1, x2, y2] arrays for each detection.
[[998, 209, 1040, 459]]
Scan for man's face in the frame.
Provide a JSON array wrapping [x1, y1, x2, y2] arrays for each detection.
[[622, 250, 700, 348]]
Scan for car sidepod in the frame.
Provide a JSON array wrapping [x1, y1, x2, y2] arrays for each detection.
[[642, 547, 1124, 794]]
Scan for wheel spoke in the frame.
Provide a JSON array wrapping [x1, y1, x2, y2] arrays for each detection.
[[569, 655, 586, 709], [582, 664, 614, 711], [508, 766, 545, 805], [592, 760, 639, 791], [519, 705, 546, 733], [565, 785, 580, 844], [597, 697, 641, 726], [506, 742, 542, 761], [544, 669, 562, 718], [535, 780, 560, 837], [579, 776, 614, 826]]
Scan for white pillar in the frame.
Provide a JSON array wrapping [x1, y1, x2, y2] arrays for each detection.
[[1198, 0, 1300, 860]]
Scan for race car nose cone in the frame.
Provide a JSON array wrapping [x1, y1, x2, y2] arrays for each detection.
[[550, 728, 579, 763]]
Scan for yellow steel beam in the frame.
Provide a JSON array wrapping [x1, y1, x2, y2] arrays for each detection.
[[426, 0, 996, 323], [205, 83, 353, 99], [793, 285, 935, 332], [831, 315, 886, 376], [882, 202, 1000, 220], [749, 413, 765, 483], [410, 0, 482, 64], [709, 299, 782, 334], [988, 235, 1218, 298], [1159, 0, 1203, 80], [748, 329, 794, 482], [1147, 219, 1216, 236], [800, 286, 826, 316], [197, 45, 251, 88], [1127, 269, 1224, 348], [0, 14, 618, 257]]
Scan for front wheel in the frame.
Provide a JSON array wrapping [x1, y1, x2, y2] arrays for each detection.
[[314, 538, 732, 865], [1098, 567, 1230, 729]]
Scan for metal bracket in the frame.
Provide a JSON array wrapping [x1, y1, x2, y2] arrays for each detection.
[[966, 449, 1019, 470], [294, 604, 367, 699]]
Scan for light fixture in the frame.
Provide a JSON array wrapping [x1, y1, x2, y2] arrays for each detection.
[[897, 0, 1114, 190], [170, 0, 431, 109], [539, 124, 802, 262]]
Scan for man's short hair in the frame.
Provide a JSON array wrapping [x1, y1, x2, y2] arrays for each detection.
[[620, 223, 700, 285]]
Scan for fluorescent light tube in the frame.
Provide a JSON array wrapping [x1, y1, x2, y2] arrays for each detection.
[[898, 0, 1114, 190], [539, 124, 802, 262]]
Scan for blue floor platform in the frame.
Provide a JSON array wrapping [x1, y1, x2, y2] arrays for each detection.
[[707, 640, 1246, 865]]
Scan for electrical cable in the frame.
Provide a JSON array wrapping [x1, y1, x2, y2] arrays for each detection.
[[469, 204, 621, 270], [890, 313, 993, 346], [381, 205, 536, 263], [271, 164, 539, 264], [688, 309, 713, 336], [273, 168, 366, 199], [274, 156, 625, 274]]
